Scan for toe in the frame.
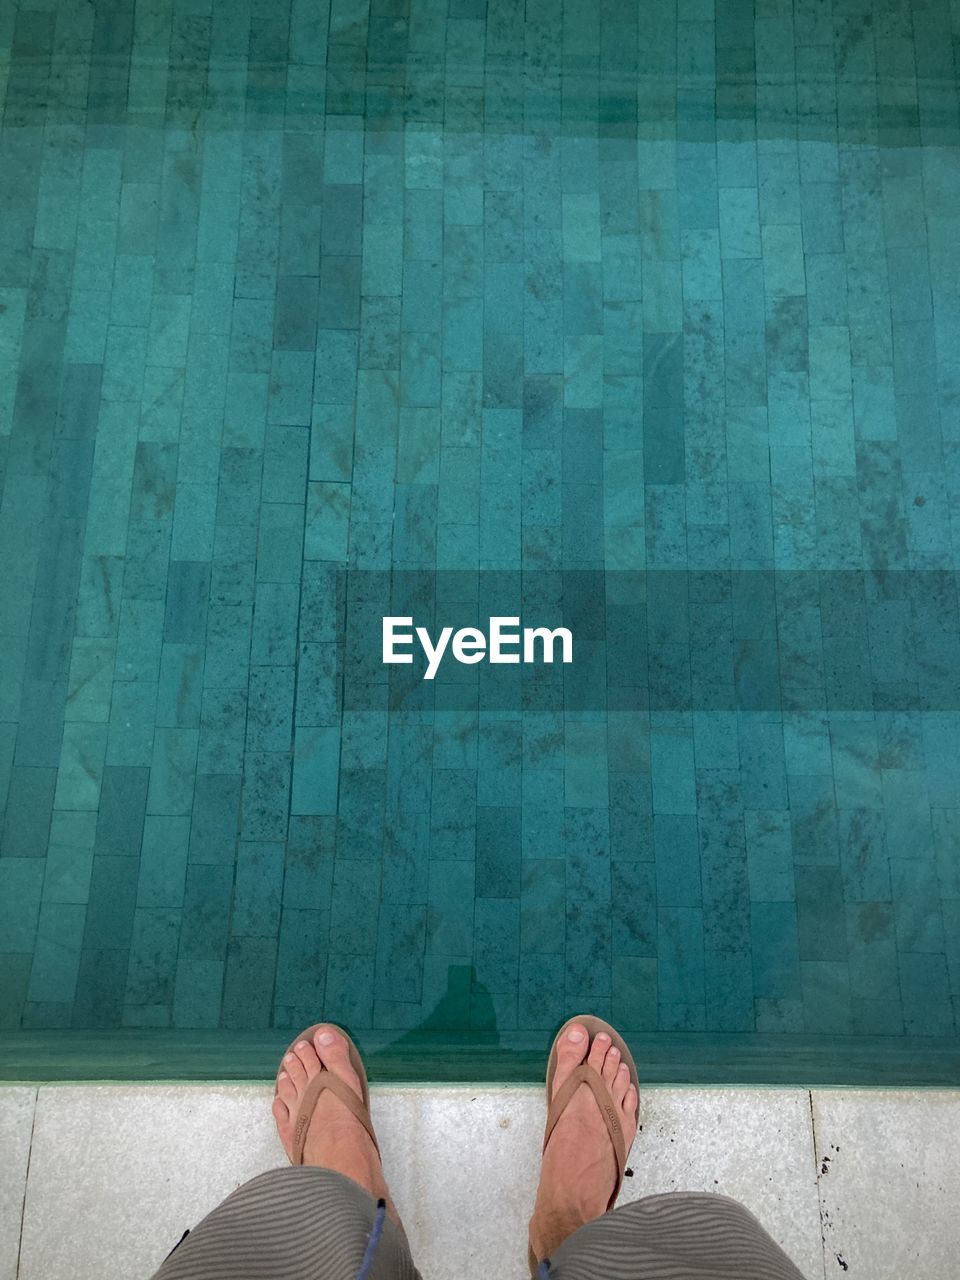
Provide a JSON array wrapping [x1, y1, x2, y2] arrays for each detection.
[[272, 1096, 290, 1126], [314, 1024, 346, 1054], [277, 1070, 298, 1110], [624, 1083, 639, 1121], [313, 1025, 364, 1100], [552, 1022, 590, 1095], [587, 1030, 610, 1075], [612, 1061, 629, 1105], [283, 1048, 307, 1091], [293, 1037, 322, 1082], [601, 1043, 621, 1087]]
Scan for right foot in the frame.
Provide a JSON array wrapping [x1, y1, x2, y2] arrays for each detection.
[[528, 1022, 640, 1263], [272, 1026, 401, 1225]]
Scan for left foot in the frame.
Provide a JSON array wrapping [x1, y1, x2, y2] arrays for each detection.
[[528, 1023, 639, 1262], [272, 1026, 401, 1224]]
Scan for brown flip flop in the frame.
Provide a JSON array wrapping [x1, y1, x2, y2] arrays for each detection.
[[275, 1022, 380, 1166], [528, 1014, 641, 1275]]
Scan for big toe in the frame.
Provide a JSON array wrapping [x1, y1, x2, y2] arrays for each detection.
[[552, 1021, 590, 1094], [313, 1025, 363, 1100]]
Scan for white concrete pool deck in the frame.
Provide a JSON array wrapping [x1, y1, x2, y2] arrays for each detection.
[[1, 1084, 958, 1279]]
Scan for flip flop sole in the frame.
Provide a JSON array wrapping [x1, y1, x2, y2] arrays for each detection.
[[273, 1025, 414, 1256], [529, 1014, 642, 1276]]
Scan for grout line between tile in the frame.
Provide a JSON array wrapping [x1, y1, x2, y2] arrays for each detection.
[[807, 1089, 829, 1280], [14, 1087, 38, 1280]]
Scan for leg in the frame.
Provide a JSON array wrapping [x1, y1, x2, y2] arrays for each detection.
[[272, 1027, 401, 1226], [151, 1026, 420, 1280], [528, 1020, 808, 1278], [150, 1166, 419, 1280], [528, 1021, 640, 1262], [544, 1191, 809, 1279]]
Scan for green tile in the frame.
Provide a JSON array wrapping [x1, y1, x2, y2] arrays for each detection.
[[27, 902, 86, 1004], [137, 815, 190, 908], [0, 859, 44, 951], [231, 841, 283, 938], [53, 724, 107, 811], [147, 728, 199, 816], [1, 767, 57, 858], [43, 811, 97, 904], [126, 907, 180, 1006], [0, 0, 958, 1078], [173, 959, 225, 1029]]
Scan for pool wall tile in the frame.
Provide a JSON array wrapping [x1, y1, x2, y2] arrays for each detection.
[[1, 0, 959, 1066]]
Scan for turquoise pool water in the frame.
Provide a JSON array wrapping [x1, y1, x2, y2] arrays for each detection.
[[1, 0, 959, 1082]]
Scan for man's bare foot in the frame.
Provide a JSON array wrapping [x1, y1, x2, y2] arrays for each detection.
[[528, 1022, 640, 1263], [272, 1025, 401, 1225]]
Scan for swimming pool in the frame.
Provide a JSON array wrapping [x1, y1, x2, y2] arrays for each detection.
[[1, 0, 959, 1084]]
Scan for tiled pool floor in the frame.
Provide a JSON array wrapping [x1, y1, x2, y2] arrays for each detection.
[[1, 0, 959, 1078]]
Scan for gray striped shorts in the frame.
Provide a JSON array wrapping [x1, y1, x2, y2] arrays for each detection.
[[150, 1166, 808, 1279]]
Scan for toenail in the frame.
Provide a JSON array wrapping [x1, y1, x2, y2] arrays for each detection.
[[609, 1046, 620, 1056], [317, 1031, 335, 1045], [278, 1070, 288, 1080], [567, 1028, 584, 1042], [295, 1041, 308, 1050], [597, 1033, 610, 1042], [284, 1053, 295, 1063]]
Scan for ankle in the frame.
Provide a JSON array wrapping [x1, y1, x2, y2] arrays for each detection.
[[305, 1118, 376, 1162], [309, 1144, 379, 1185], [530, 1204, 584, 1260], [320, 1152, 391, 1203], [535, 1168, 596, 1228]]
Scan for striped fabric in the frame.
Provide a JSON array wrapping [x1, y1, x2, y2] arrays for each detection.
[[150, 1168, 808, 1280], [550, 1192, 809, 1279], [150, 1168, 420, 1280]]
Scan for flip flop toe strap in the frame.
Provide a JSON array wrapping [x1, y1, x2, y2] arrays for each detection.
[[291, 1068, 381, 1165], [542, 1063, 627, 1211]]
